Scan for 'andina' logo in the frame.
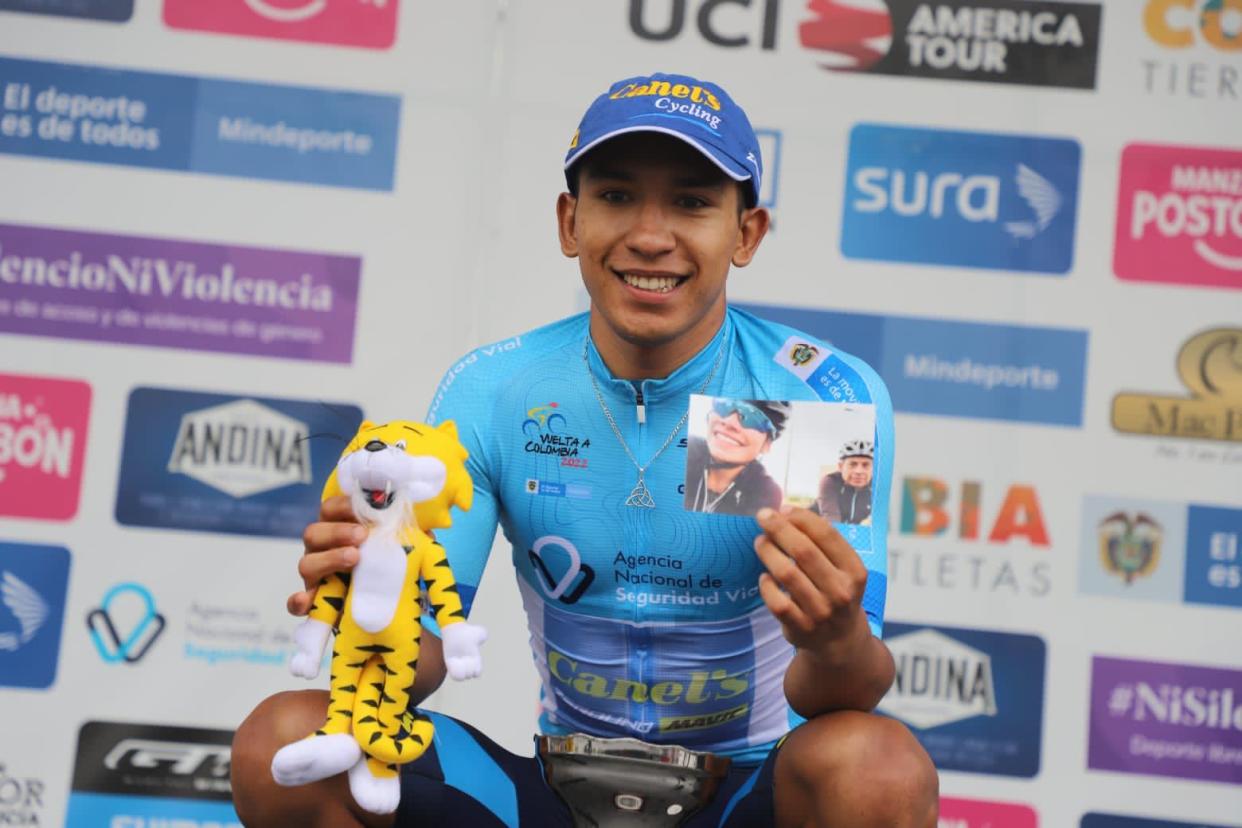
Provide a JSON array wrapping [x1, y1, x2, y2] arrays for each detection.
[[1113, 328, 1242, 442], [1115, 144, 1242, 290], [628, 0, 1101, 89]]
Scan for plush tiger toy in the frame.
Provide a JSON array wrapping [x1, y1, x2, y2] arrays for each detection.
[[270, 419, 487, 814]]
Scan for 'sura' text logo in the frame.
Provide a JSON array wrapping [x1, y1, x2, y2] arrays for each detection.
[[842, 125, 1080, 274]]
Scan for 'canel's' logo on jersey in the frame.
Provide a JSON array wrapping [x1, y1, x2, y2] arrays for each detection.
[[167, 399, 311, 498]]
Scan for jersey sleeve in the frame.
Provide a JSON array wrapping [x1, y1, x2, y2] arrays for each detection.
[[757, 318, 894, 639], [851, 355, 894, 640], [420, 357, 503, 636]]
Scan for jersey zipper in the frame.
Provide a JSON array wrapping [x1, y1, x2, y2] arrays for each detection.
[[632, 381, 651, 732]]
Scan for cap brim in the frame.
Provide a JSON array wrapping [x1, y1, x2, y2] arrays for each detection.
[[565, 125, 752, 184]]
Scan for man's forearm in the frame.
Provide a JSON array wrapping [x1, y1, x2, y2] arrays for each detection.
[[783, 612, 895, 718]]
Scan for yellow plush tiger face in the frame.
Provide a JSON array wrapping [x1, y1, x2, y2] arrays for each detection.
[[323, 420, 472, 532]]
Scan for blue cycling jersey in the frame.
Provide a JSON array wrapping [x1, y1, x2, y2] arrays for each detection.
[[424, 307, 895, 765]]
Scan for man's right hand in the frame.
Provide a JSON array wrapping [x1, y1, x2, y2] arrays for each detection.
[[287, 495, 366, 617]]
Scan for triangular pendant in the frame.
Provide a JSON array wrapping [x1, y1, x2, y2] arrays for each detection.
[[625, 477, 656, 508]]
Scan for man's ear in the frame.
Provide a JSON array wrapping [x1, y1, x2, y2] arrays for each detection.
[[557, 192, 579, 258], [732, 206, 771, 268]]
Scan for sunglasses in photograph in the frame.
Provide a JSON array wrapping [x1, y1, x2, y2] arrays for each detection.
[[710, 399, 775, 435]]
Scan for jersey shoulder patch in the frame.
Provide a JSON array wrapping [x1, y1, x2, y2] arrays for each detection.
[[727, 307, 890, 410]]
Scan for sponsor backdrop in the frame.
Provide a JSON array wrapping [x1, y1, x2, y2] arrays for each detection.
[[0, 1, 1237, 825]]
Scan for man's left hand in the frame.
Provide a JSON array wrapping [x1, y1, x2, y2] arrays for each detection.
[[753, 505, 869, 654]]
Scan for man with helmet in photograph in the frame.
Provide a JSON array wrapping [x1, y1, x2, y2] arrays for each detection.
[[812, 440, 875, 525]]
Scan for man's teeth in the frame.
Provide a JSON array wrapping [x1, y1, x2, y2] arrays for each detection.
[[623, 273, 680, 293]]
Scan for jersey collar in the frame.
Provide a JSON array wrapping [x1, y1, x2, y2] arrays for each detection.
[[583, 310, 733, 405]]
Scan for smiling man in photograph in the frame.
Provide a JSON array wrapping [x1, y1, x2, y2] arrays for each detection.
[[232, 72, 936, 827], [685, 398, 788, 515]]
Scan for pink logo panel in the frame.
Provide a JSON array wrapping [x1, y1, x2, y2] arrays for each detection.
[[0, 372, 91, 521], [163, 0, 398, 49], [939, 796, 1038, 828], [1115, 144, 1242, 290]]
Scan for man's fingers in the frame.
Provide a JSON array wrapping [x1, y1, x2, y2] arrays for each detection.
[[302, 520, 366, 557], [753, 534, 829, 619], [756, 508, 838, 593], [319, 494, 356, 523], [758, 573, 812, 635], [782, 507, 868, 579], [296, 546, 359, 591], [286, 590, 313, 617]]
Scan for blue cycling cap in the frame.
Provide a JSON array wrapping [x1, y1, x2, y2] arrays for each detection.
[[564, 73, 762, 206]]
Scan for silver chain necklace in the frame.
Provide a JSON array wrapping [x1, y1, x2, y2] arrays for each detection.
[[583, 336, 727, 508]]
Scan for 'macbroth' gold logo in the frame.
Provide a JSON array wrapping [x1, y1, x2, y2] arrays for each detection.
[[1112, 328, 1242, 442]]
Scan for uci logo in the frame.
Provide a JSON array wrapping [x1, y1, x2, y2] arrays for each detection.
[[87, 583, 166, 664], [629, 0, 779, 49], [528, 535, 595, 605], [1145, 0, 1242, 50]]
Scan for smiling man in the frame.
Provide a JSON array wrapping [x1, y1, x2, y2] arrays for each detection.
[[232, 73, 937, 827], [686, 398, 788, 515]]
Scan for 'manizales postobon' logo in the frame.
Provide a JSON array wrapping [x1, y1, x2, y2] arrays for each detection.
[[1098, 512, 1163, 585], [878, 628, 997, 729], [1112, 328, 1242, 442], [167, 399, 311, 497]]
